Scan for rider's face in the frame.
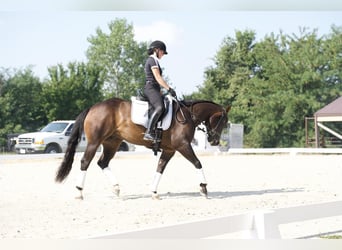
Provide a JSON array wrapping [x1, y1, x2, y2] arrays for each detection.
[[156, 49, 165, 59]]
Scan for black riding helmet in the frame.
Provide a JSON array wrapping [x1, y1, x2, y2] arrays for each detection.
[[149, 40, 168, 54]]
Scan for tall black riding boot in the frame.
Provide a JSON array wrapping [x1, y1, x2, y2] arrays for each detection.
[[143, 111, 160, 141]]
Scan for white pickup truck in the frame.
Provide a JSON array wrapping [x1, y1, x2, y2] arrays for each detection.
[[15, 120, 132, 154]]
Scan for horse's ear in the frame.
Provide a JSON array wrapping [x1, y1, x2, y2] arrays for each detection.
[[226, 106, 231, 113]]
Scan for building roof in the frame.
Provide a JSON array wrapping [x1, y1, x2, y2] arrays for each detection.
[[315, 96, 342, 121]]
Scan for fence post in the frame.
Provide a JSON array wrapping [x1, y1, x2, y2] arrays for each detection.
[[250, 210, 281, 239]]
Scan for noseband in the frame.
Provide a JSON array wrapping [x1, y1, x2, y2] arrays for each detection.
[[206, 111, 226, 139], [196, 110, 226, 139]]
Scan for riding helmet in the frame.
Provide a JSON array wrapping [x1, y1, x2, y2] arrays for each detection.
[[149, 40, 168, 54]]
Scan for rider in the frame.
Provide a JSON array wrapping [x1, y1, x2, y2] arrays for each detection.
[[143, 40, 177, 141]]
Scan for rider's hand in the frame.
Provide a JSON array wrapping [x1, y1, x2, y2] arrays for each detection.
[[168, 88, 177, 98]]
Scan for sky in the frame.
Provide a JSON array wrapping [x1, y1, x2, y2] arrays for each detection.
[[0, 2, 341, 95]]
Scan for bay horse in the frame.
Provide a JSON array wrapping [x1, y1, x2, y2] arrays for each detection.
[[55, 96, 230, 199]]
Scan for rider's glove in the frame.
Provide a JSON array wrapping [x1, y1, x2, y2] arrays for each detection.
[[168, 88, 177, 98]]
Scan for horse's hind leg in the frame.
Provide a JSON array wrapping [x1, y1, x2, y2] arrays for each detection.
[[97, 140, 122, 196], [150, 150, 175, 200], [75, 143, 99, 199]]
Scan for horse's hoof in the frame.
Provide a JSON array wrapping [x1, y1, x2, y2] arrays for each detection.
[[113, 184, 120, 197], [199, 183, 208, 198], [152, 192, 162, 200], [75, 187, 84, 200], [75, 195, 84, 200], [199, 191, 208, 198]]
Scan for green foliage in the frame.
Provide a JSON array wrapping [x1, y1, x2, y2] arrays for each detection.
[[190, 27, 342, 147], [86, 18, 147, 99], [1, 20, 341, 150], [43, 62, 104, 121], [0, 67, 47, 148], [0, 67, 46, 131], [0, 63, 104, 149]]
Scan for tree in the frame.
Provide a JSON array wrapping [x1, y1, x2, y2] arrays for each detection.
[[42, 62, 104, 121], [0, 67, 45, 148], [192, 30, 256, 106], [0, 67, 45, 130], [86, 18, 147, 99], [191, 27, 342, 147]]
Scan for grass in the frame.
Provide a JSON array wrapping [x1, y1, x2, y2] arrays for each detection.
[[320, 235, 342, 239]]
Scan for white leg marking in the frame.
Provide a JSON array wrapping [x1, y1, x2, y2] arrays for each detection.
[[102, 167, 119, 185], [103, 167, 120, 196], [196, 168, 207, 184], [75, 170, 87, 200], [150, 172, 162, 193], [76, 170, 87, 189]]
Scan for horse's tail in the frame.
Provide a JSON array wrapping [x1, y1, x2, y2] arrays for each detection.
[[55, 108, 90, 183]]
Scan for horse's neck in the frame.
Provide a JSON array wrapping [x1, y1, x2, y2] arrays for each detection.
[[191, 102, 215, 124]]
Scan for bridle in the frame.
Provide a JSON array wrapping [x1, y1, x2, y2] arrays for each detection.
[[173, 98, 227, 138], [205, 110, 227, 139]]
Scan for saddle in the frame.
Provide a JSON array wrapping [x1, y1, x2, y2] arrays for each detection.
[[130, 93, 173, 131], [131, 92, 173, 155]]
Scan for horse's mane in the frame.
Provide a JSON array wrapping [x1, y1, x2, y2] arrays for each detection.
[[180, 100, 218, 107]]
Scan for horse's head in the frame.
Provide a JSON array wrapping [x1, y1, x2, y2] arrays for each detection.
[[205, 105, 231, 146]]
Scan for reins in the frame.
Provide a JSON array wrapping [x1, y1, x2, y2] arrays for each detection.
[[172, 96, 188, 124], [172, 98, 204, 125], [172, 98, 226, 139]]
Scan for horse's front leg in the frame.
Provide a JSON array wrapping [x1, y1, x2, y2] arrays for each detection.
[[177, 143, 208, 198], [150, 150, 175, 200]]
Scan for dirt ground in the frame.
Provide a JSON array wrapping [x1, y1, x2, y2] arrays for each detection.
[[0, 151, 342, 239]]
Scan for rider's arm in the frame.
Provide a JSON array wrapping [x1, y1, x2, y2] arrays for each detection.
[[151, 67, 171, 91]]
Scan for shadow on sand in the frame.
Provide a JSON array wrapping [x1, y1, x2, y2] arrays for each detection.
[[120, 187, 304, 200]]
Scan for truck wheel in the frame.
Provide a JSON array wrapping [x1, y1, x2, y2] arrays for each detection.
[[45, 145, 60, 153]]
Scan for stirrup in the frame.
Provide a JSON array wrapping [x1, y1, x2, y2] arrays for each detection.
[[143, 133, 155, 141]]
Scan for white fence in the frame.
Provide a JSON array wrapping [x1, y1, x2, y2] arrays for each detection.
[[224, 147, 342, 155], [93, 200, 342, 239]]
